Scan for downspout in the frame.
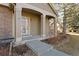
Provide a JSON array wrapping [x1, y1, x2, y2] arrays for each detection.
[[9, 3, 16, 42], [14, 4, 16, 42], [9, 3, 16, 55]]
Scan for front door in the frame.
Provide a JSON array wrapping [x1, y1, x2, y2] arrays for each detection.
[[22, 16, 30, 36]]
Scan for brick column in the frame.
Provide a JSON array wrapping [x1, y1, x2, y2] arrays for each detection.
[[15, 4, 22, 42]]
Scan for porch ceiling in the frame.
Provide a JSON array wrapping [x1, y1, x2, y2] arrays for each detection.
[[46, 15, 55, 19], [22, 8, 42, 15]]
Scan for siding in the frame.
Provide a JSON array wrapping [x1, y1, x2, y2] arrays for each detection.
[[0, 6, 12, 38]]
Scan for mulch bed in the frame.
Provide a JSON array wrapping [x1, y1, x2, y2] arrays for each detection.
[[42, 33, 70, 45], [12, 44, 36, 56], [41, 33, 70, 55], [0, 43, 10, 56], [0, 43, 36, 56]]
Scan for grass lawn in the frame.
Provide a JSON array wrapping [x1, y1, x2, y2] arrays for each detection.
[[55, 32, 79, 56]]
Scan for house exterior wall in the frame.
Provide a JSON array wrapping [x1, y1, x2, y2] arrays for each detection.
[[0, 3, 58, 43], [14, 3, 57, 42], [22, 11, 41, 36], [0, 5, 12, 38]]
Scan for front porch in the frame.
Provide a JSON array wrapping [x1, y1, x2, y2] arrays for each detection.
[[14, 4, 57, 43], [14, 35, 54, 46], [21, 8, 55, 41]]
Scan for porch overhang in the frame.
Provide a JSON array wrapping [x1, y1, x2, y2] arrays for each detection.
[[15, 4, 57, 42]]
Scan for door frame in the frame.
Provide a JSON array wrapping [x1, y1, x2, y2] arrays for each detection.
[[22, 16, 31, 36]]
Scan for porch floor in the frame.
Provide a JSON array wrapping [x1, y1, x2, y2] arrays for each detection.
[[22, 35, 53, 41]]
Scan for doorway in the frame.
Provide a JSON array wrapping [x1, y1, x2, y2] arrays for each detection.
[[22, 16, 30, 36]]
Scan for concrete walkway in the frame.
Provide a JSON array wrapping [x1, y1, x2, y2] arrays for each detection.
[[25, 40, 69, 56]]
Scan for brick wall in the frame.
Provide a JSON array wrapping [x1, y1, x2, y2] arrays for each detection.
[[0, 6, 12, 38]]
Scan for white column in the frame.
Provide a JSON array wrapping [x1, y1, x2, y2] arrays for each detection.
[[12, 13, 15, 38], [41, 14, 46, 37], [15, 4, 22, 42], [54, 17, 57, 36]]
